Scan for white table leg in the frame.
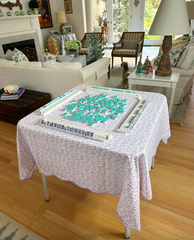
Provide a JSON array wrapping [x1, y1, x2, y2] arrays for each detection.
[[169, 82, 177, 115], [128, 78, 132, 90], [42, 174, 50, 201], [151, 156, 155, 169], [125, 227, 131, 239]]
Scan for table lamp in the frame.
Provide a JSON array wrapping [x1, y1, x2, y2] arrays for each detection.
[[148, 0, 190, 77], [56, 11, 67, 34]]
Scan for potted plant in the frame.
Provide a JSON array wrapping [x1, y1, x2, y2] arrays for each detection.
[[29, 0, 39, 15], [65, 39, 82, 57]]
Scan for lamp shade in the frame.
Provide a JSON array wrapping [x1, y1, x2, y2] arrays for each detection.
[[56, 11, 67, 24], [186, 1, 194, 20], [148, 0, 190, 36]]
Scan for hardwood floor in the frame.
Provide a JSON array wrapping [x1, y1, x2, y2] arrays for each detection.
[[0, 85, 194, 240]]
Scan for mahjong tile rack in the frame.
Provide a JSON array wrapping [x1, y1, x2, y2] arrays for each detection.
[[39, 87, 149, 142]]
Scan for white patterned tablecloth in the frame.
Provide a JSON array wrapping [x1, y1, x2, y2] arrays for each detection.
[[17, 85, 170, 232]]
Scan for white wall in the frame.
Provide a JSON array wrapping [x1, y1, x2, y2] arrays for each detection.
[[65, 0, 86, 41]]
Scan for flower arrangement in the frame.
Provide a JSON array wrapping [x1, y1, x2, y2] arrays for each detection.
[[65, 39, 82, 52]]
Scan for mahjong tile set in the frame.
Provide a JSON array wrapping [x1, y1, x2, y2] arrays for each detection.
[[40, 87, 149, 142]]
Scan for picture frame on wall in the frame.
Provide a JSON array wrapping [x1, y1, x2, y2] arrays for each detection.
[[62, 25, 73, 34], [38, 0, 53, 28], [64, 0, 73, 14]]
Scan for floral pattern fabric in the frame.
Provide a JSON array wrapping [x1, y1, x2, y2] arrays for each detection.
[[154, 46, 186, 67], [11, 48, 29, 62], [43, 52, 58, 62]]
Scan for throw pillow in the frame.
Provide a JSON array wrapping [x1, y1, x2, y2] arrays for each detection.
[[176, 43, 194, 70], [11, 48, 29, 62], [82, 40, 90, 48], [154, 46, 186, 67], [43, 52, 58, 62], [72, 55, 86, 67], [58, 55, 74, 63], [122, 40, 141, 49], [0, 49, 14, 60]]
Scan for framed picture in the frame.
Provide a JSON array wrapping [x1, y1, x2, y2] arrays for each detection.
[[64, 0, 73, 14], [38, 0, 53, 28], [62, 25, 73, 34]]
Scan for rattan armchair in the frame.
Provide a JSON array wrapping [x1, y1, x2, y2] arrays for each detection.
[[111, 32, 145, 68], [79, 32, 103, 55]]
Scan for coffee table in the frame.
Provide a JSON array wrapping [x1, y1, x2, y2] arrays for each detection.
[[0, 89, 51, 125], [128, 70, 180, 115]]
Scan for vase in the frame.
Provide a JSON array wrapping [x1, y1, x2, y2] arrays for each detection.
[[68, 51, 78, 57], [32, 8, 39, 15]]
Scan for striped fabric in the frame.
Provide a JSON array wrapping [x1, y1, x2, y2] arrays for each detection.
[[122, 40, 141, 49], [176, 43, 194, 70], [79, 48, 88, 54], [85, 33, 102, 41], [113, 49, 137, 56], [123, 32, 144, 41]]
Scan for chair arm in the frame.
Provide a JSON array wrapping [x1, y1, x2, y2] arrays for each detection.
[[137, 40, 143, 53], [113, 40, 123, 50]]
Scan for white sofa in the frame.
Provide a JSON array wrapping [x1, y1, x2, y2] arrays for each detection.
[[0, 57, 110, 100]]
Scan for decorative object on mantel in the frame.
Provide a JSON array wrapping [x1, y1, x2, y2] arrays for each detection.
[[0, 0, 22, 10], [64, 0, 73, 14], [56, 11, 67, 34], [29, 0, 39, 14], [20, 10, 25, 16], [6, 11, 12, 16], [65, 39, 81, 58], [27, 9, 32, 15], [134, 0, 139, 7], [0, 9, 4, 17], [15, 11, 20, 16], [148, 0, 190, 77], [38, 0, 53, 29], [48, 36, 59, 55]]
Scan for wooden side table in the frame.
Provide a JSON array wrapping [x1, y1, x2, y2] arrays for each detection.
[[0, 89, 51, 125], [128, 70, 180, 115]]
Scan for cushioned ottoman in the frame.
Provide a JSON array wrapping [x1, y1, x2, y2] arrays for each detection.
[[0, 89, 51, 125]]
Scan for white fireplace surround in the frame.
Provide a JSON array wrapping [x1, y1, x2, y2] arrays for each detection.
[[0, 15, 44, 62]]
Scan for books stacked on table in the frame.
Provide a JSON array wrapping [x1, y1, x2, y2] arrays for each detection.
[[1, 87, 25, 100]]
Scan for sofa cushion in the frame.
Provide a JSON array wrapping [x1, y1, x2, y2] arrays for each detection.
[[0, 59, 16, 66], [11, 48, 29, 62], [57, 55, 74, 63], [122, 40, 141, 49], [154, 46, 186, 67], [14, 61, 42, 68], [42, 61, 82, 70], [176, 43, 194, 70], [72, 55, 86, 67], [43, 52, 58, 62]]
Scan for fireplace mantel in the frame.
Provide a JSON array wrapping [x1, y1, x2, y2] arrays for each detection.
[[0, 15, 44, 61]]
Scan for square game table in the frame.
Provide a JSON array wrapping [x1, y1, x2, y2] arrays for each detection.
[[17, 85, 170, 237]]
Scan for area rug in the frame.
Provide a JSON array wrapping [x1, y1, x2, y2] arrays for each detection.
[[170, 92, 191, 125], [0, 212, 44, 240], [108, 64, 189, 125]]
